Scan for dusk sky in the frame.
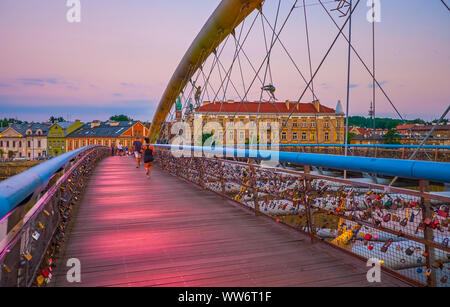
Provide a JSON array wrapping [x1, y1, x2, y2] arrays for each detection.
[[0, 0, 449, 123]]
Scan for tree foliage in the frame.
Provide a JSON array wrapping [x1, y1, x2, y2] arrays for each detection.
[[49, 116, 65, 123], [201, 132, 216, 146], [1, 118, 27, 127], [383, 128, 401, 144], [348, 116, 428, 130], [110, 115, 133, 122]]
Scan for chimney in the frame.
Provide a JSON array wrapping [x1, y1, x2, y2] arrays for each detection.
[[227, 99, 234, 104], [312, 100, 320, 112], [203, 101, 211, 106], [285, 100, 290, 110]]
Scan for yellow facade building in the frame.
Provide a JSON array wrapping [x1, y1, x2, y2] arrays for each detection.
[[184, 100, 345, 145]]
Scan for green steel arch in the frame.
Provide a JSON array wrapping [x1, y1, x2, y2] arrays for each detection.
[[149, 0, 264, 142]]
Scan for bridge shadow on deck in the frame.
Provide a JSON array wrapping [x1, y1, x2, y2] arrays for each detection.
[[53, 156, 408, 287]]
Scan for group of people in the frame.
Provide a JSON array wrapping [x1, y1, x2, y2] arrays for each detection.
[[111, 143, 130, 156], [111, 137, 155, 178]]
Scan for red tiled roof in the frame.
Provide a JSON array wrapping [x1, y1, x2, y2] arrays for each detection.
[[410, 124, 450, 131], [396, 124, 416, 130], [195, 101, 336, 114]]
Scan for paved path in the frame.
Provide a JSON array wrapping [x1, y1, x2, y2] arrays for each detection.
[[53, 156, 409, 287]]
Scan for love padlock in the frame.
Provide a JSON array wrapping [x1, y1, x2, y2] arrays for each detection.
[[381, 238, 393, 253], [437, 205, 449, 218], [405, 246, 415, 256]]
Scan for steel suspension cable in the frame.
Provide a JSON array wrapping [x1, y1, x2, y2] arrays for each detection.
[[258, 0, 281, 114], [280, 0, 361, 134], [317, 0, 404, 122]]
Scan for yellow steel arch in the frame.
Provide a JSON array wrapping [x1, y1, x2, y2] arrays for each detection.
[[149, 0, 264, 142]]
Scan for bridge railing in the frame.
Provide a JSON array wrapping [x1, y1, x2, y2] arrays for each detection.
[[0, 146, 109, 287], [155, 146, 450, 287]]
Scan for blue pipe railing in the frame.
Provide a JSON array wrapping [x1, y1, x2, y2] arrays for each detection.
[[154, 144, 450, 183], [229, 144, 450, 149], [0, 146, 97, 218]]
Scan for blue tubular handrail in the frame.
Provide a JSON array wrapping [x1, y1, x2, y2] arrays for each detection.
[[230, 144, 450, 149], [153, 144, 450, 183], [0, 146, 97, 219]]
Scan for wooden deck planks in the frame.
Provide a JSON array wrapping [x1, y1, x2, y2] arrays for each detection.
[[52, 156, 409, 287]]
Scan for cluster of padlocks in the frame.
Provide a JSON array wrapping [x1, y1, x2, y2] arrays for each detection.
[[156, 150, 449, 287], [0, 147, 109, 287]]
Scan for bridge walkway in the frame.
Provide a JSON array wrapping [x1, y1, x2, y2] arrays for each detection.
[[52, 156, 408, 287]]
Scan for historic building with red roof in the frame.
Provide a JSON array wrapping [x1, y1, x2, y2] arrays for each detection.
[[183, 99, 345, 145]]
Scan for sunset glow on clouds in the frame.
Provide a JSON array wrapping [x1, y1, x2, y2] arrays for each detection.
[[0, 0, 449, 122]]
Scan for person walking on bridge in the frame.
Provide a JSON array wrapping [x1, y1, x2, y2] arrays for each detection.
[[133, 137, 142, 168], [141, 137, 155, 178]]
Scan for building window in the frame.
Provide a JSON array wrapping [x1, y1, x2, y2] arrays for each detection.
[[281, 132, 287, 140], [6, 141, 9, 147], [0, 141, 2, 147], [38, 140, 41, 147], [311, 120, 316, 128], [293, 120, 297, 128], [82, 140, 86, 146], [75, 140, 78, 148], [229, 131, 234, 139], [302, 120, 307, 128], [19, 141, 22, 148], [325, 132, 329, 141], [13, 141, 16, 148], [324, 121, 329, 128], [239, 131, 244, 140], [310, 134, 315, 141], [293, 132, 298, 140], [302, 132, 307, 140], [337, 120, 341, 128]]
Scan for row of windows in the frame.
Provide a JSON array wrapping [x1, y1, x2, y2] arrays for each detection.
[[68, 139, 137, 148], [282, 132, 341, 141], [49, 141, 64, 149], [199, 118, 341, 129], [201, 131, 339, 142], [0, 140, 42, 148], [15, 152, 45, 158]]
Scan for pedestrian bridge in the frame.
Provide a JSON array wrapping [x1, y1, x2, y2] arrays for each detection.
[[49, 156, 406, 287], [1, 145, 449, 287]]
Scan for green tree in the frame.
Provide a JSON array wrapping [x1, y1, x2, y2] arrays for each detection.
[[200, 132, 216, 146], [245, 136, 260, 145], [383, 128, 401, 144], [347, 132, 356, 144], [7, 150, 15, 159], [49, 116, 65, 123], [110, 115, 133, 122]]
